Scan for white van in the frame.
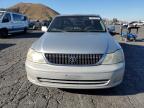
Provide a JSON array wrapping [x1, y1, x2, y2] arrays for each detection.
[[0, 11, 28, 38]]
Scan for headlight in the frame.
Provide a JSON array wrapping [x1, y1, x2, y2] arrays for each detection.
[[26, 49, 46, 63], [102, 49, 124, 64]]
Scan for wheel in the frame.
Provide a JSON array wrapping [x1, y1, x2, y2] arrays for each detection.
[[0, 29, 8, 38], [129, 38, 134, 41], [23, 28, 27, 34], [133, 37, 136, 42]]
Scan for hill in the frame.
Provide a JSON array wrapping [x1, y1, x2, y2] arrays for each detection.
[[8, 3, 59, 20]]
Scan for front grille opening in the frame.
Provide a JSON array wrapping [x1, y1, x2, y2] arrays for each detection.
[[45, 53, 103, 65], [37, 77, 109, 85]]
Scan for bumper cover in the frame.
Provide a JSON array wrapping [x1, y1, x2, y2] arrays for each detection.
[[25, 61, 125, 89]]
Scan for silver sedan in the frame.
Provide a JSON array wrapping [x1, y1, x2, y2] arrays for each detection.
[[25, 15, 125, 89]]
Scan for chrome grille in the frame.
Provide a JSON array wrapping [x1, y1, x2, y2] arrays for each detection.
[[45, 53, 103, 65]]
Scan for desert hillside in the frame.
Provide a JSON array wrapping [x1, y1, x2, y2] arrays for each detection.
[[9, 3, 59, 20]]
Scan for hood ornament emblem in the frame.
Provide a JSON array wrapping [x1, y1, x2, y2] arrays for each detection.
[[68, 55, 78, 64]]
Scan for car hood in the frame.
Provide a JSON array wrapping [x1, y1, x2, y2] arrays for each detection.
[[32, 32, 121, 54]]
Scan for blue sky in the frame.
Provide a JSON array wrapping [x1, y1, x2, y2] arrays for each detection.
[[1, 0, 144, 21]]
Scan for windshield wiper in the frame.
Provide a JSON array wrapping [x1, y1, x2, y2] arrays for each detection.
[[49, 30, 65, 32], [85, 30, 106, 32], [65, 30, 87, 32], [48, 29, 67, 32]]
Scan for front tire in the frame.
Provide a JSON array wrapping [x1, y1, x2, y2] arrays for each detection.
[[0, 29, 8, 38], [23, 28, 27, 34]]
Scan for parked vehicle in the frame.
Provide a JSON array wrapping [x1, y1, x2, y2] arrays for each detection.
[[121, 26, 139, 41], [25, 15, 125, 89], [41, 20, 51, 32], [107, 25, 116, 35], [128, 21, 143, 27], [28, 20, 42, 30], [0, 11, 28, 38], [141, 21, 144, 25], [122, 23, 128, 28], [138, 21, 144, 26], [28, 20, 36, 30], [121, 32, 138, 41]]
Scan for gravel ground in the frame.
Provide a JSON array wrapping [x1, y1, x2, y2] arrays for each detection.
[[0, 28, 144, 108]]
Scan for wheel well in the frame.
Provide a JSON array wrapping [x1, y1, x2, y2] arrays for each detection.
[[0, 28, 8, 32], [24, 27, 27, 30]]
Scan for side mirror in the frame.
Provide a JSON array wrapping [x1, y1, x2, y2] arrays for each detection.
[[41, 26, 48, 32], [107, 25, 116, 36]]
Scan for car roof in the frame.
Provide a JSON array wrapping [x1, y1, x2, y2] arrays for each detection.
[[0, 11, 26, 16], [55, 14, 101, 18], [0, 11, 6, 13]]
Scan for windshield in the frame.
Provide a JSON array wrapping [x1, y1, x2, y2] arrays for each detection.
[[0, 12, 4, 19], [48, 16, 106, 32]]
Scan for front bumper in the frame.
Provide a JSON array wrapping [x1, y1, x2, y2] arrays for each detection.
[[25, 61, 125, 89]]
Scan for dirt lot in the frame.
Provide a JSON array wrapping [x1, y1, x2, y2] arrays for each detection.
[[0, 28, 144, 108]]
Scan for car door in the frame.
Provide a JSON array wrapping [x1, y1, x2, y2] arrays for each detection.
[[12, 13, 25, 32], [1, 13, 13, 32]]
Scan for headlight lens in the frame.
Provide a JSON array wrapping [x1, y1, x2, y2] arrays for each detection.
[[102, 49, 124, 64], [26, 49, 46, 63]]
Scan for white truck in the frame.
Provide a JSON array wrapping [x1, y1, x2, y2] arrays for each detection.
[[0, 11, 28, 38]]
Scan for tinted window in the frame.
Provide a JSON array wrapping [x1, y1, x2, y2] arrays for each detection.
[[2, 13, 11, 23], [48, 16, 106, 32], [23, 16, 27, 21], [12, 14, 25, 21]]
